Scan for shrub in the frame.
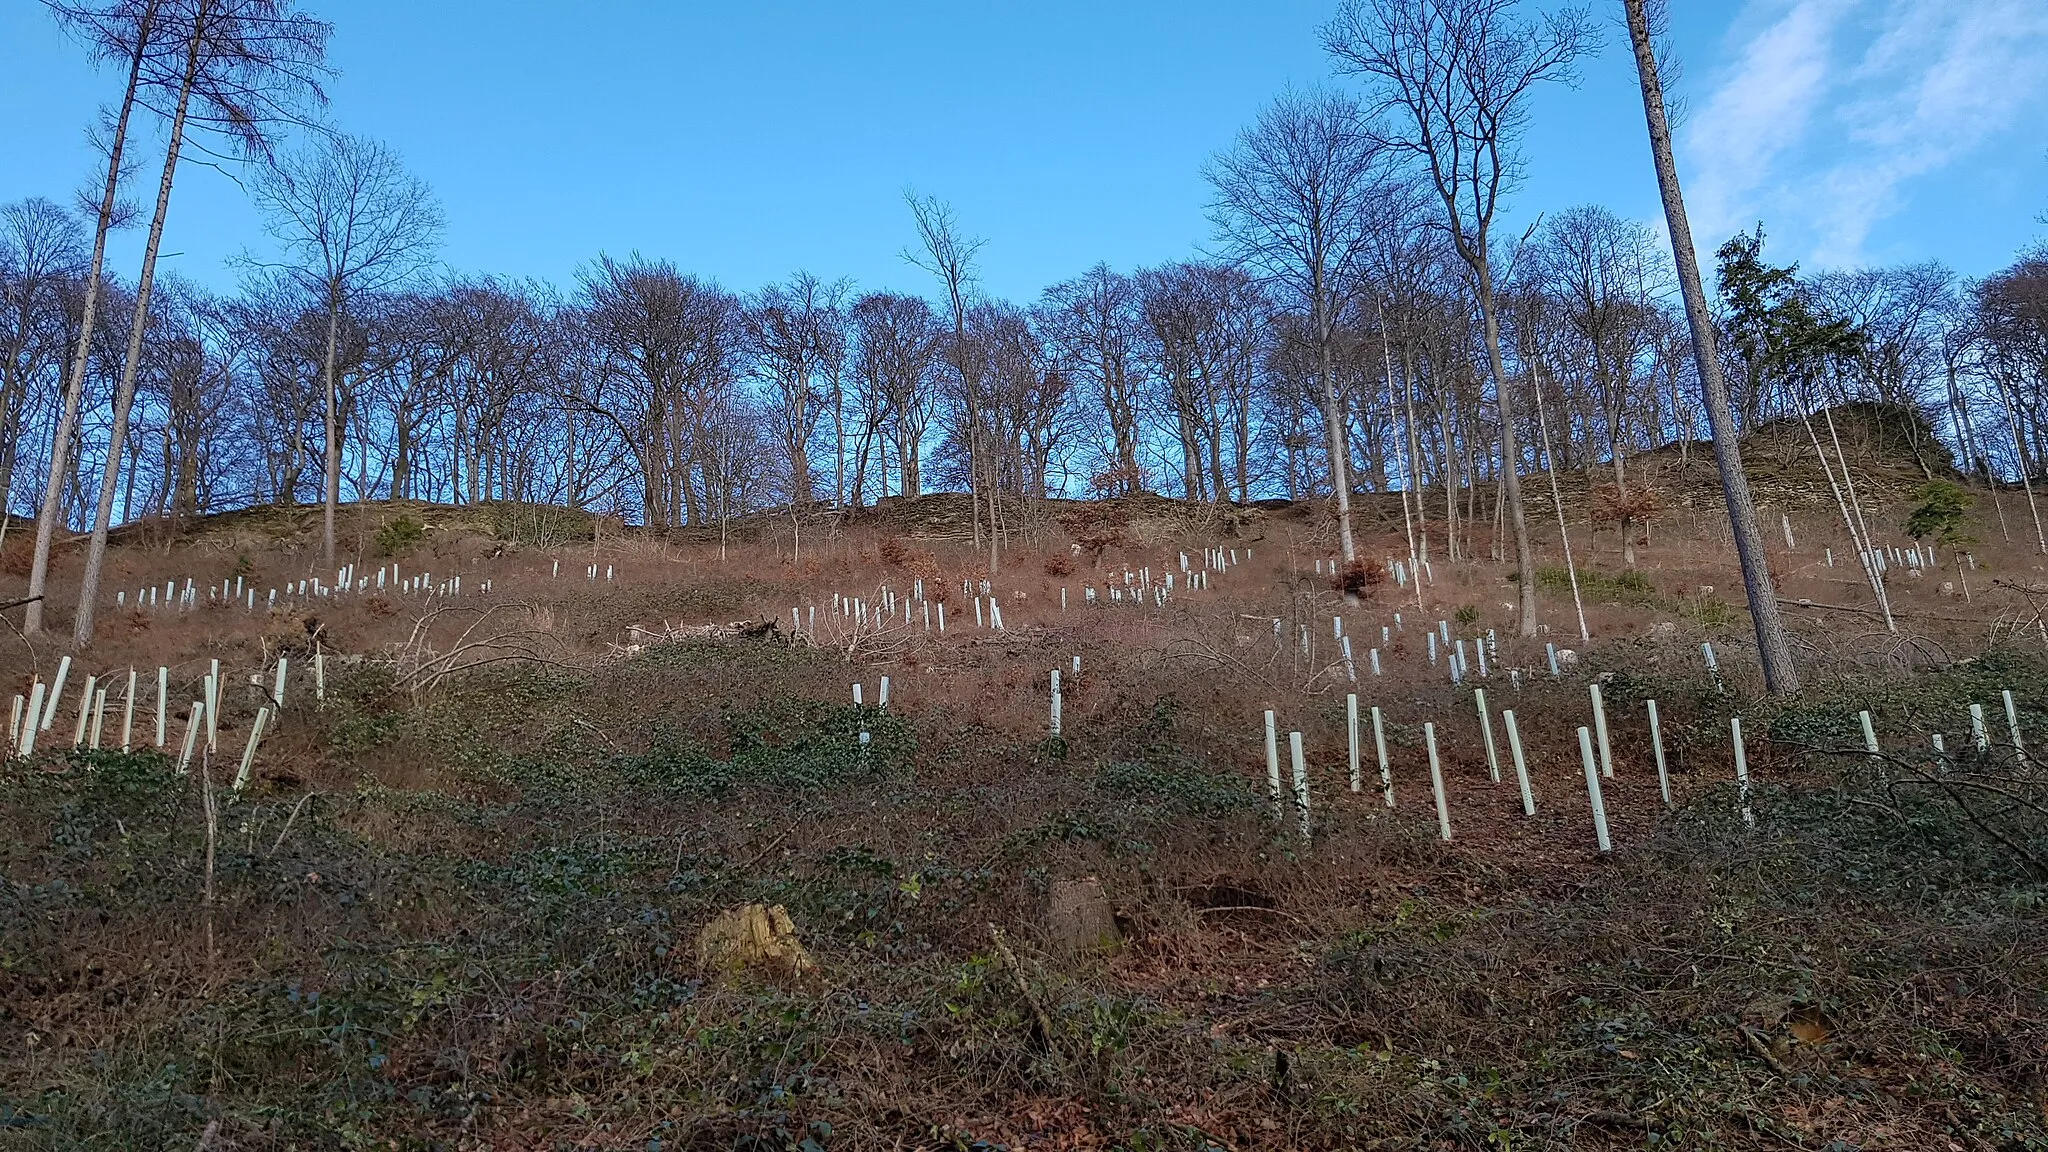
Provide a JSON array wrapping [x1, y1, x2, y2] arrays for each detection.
[[1905, 479, 1975, 554], [613, 699, 915, 798], [1057, 502, 1130, 564], [1332, 558, 1387, 599], [1590, 483, 1660, 526], [1539, 565, 1658, 605], [1044, 552, 1076, 577], [316, 661, 405, 755], [878, 535, 945, 593], [488, 502, 589, 548], [1680, 595, 1737, 630], [911, 551, 947, 600], [1095, 759, 1259, 818], [1087, 462, 1149, 497], [374, 514, 426, 557]]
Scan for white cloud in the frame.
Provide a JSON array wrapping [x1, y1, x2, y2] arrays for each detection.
[[1683, 0, 1853, 244], [1681, 0, 2048, 268]]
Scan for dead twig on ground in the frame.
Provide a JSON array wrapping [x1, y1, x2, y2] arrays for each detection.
[[267, 792, 318, 857], [1737, 1024, 1793, 1078]]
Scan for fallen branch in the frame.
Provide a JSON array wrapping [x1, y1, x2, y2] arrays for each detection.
[[267, 791, 318, 857], [1146, 636, 1281, 691], [988, 925, 1060, 1063], [1194, 904, 1311, 927], [1777, 597, 1988, 624], [393, 601, 572, 698], [1737, 1024, 1792, 1078]]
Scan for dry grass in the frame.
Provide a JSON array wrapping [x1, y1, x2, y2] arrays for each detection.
[[3, 470, 2048, 1147]]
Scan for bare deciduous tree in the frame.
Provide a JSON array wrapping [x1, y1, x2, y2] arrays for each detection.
[[745, 272, 846, 507], [1, 199, 86, 517], [253, 133, 440, 567], [1207, 88, 1388, 568], [850, 291, 943, 499], [1528, 204, 1669, 564], [1042, 264, 1146, 494], [903, 191, 997, 571], [577, 254, 742, 526], [1326, 0, 1595, 635], [1137, 263, 1214, 500]]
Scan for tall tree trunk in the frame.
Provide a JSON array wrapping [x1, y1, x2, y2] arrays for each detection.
[[121, 423, 140, 526], [1381, 315, 1424, 610], [392, 415, 411, 499], [1463, 417, 1482, 560], [957, 338, 983, 561], [1440, 395, 1459, 563], [1233, 403, 1252, 503], [0, 352, 24, 506], [1800, 407, 1894, 629], [563, 401, 580, 506], [67, 442, 92, 528], [75, 2, 208, 645], [1535, 366, 1590, 640], [638, 436, 660, 526], [1996, 383, 2048, 553], [1982, 429, 2013, 544], [155, 432, 173, 522], [1946, 363, 1983, 482], [445, 397, 462, 502], [1625, 0, 1800, 694], [1597, 352, 1636, 565], [322, 296, 341, 565], [853, 424, 873, 506], [1117, 406, 1141, 493], [1318, 322, 1357, 567], [174, 429, 198, 525], [900, 422, 921, 497], [25, 4, 154, 636], [1401, 342, 1428, 565], [986, 443, 1000, 574], [1822, 402, 1886, 579], [1207, 407, 1227, 503], [789, 415, 811, 505], [1472, 271, 1541, 637], [831, 373, 844, 507]]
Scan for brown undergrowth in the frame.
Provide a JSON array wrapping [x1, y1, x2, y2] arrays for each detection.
[[4, 446, 2046, 1148], [4, 632, 2047, 1149]]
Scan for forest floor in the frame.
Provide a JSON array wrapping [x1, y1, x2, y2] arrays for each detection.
[[4, 421, 2048, 1150]]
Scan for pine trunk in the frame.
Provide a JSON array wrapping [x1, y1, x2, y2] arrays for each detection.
[[1624, 0, 1801, 694]]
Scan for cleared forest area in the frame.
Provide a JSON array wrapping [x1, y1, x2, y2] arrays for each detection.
[[5, 415, 2048, 1148], [6, 0, 2048, 1147]]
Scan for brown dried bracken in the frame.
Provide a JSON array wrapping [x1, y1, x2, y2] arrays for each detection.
[[1589, 483, 1660, 527], [1331, 558, 1388, 599]]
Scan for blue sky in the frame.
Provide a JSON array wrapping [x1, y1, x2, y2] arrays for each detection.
[[3, 0, 2043, 303]]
